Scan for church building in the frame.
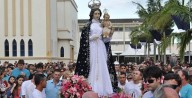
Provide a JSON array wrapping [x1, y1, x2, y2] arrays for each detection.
[[0, 0, 79, 64]]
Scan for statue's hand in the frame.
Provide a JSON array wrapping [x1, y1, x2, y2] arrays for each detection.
[[90, 34, 100, 40]]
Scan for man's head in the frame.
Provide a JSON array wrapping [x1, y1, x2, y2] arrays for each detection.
[[119, 72, 126, 85], [164, 73, 181, 93], [120, 64, 126, 73], [177, 70, 189, 81], [127, 73, 132, 82], [17, 59, 25, 70], [28, 64, 35, 70], [35, 63, 44, 73], [132, 70, 142, 82], [144, 66, 162, 91], [53, 69, 61, 81], [34, 74, 46, 88], [154, 84, 179, 98]]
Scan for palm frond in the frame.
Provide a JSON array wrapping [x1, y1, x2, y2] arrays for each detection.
[[178, 31, 192, 61]]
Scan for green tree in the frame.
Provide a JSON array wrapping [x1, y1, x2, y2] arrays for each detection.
[[130, 0, 163, 62], [150, 0, 192, 62]]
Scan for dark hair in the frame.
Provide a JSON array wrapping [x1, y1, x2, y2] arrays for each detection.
[[7, 63, 14, 70], [36, 63, 43, 69], [120, 64, 126, 68], [89, 8, 102, 21], [54, 69, 61, 73], [164, 73, 181, 86], [120, 72, 126, 77], [14, 75, 24, 97], [182, 70, 189, 80], [8, 76, 16, 85], [144, 66, 162, 79], [34, 74, 46, 85], [0, 67, 6, 75], [18, 59, 24, 65], [28, 64, 34, 69]]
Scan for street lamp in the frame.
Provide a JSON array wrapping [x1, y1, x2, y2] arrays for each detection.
[[115, 53, 121, 62]]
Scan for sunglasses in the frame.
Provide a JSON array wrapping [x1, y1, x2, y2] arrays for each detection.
[[169, 84, 179, 89], [145, 79, 155, 83]]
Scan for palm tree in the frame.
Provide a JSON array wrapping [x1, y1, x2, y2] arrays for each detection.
[[130, 26, 152, 58], [149, 0, 192, 62], [130, 0, 164, 62]]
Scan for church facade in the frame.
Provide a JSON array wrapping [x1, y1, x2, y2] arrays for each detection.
[[0, 0, 79, 64]]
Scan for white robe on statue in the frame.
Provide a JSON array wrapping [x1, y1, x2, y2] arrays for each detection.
[[88, 19, 113, 96]]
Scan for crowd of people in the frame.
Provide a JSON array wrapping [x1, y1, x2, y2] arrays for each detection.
[[0, 59, 76, 98], [0, 58, 191, 98], [115, 59, 192, 98]]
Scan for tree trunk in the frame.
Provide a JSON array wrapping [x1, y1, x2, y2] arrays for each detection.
[[182, 0, 185, 6]]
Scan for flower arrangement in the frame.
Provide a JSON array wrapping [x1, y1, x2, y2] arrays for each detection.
[[60, 75, 92, 98]]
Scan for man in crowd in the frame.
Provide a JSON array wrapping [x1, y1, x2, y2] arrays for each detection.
[[118, 72, 127, 91], [30, 74, 46, 98], [142, 66, 162, 98], [35, 63, 44, 74], [45, 69, 61, 98], [154, 84, 179, 98], [163, 73, 181, 93], [22, 72, 45, 98], [125, 70, 142, 98], [11, 59, 30, 79], [120, 64, 127, 73], [177, 70, 192, 98]]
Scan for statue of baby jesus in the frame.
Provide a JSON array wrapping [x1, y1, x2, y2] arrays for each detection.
[[101, 13, 113, 38]]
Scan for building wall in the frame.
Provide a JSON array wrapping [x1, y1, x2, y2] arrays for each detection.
[[0, 0, 78, 64], [78, 19, 192, 58]]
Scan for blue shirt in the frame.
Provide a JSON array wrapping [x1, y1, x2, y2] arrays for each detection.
[[3, 75, 10, 82], [179, 83, 192, 98], [11, 68, 30, 78], [45, 79, 62, 98]]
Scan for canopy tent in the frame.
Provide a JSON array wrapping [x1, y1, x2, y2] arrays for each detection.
[[119, 44, 172, 56]]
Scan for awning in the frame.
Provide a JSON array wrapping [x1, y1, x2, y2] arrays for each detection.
[[120, 44, 172, 56]]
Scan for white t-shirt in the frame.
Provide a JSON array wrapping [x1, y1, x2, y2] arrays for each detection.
[[124, 81, 142, 98], [142, 91, 154, 98], [21, 80, 36, 98], [118, 80, 129, 91], [30, 89, 46, 98]]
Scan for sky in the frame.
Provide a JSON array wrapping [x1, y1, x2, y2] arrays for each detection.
[[75, 0, 191, 19], [75, 0, 147, 19]]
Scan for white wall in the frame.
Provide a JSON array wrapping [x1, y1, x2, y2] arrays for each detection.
[[0, 0, 78, 63], [50, 0, 58, 57], [0, 0, 5, 57], [31, 0, 47, 57]]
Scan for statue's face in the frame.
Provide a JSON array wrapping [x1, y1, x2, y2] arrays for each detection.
[[93, 10, 100, 20], [104, 14, 110, 20]]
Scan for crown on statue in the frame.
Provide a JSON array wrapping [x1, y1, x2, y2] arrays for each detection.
[[88, 0, 101, 9], [103, 8, 109, 14]]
